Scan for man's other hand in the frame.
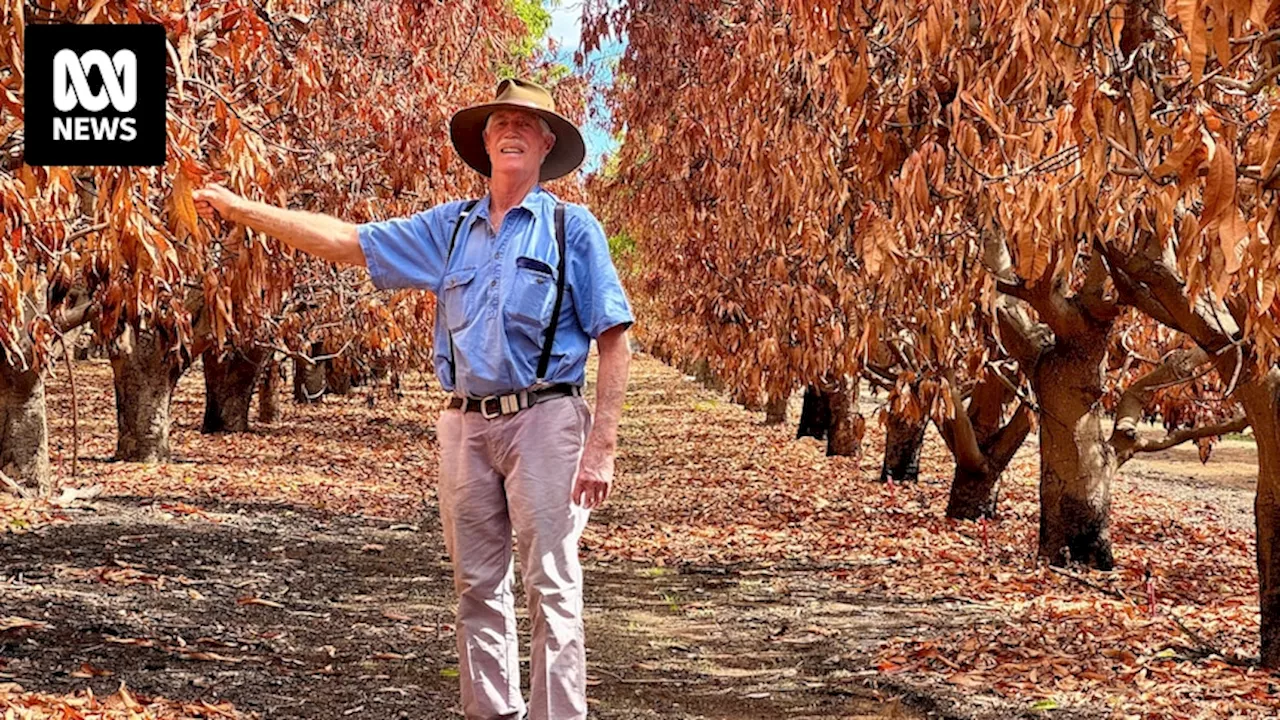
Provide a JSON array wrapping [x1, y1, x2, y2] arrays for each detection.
[[572, 442, 614, 510]]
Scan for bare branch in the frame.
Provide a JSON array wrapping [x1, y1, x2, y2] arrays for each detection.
[[55, 298, 97, 334], [941, 371, 989, 473], [1114, 347, 1210, 438], [995, 297, 1053, 369], [1131, 415, 1249, 456], [1110, 339, 1248, 465], [862, 362, 898, 392], [64, 222, 109, 245], [253, 338, 353, 366], [988, 403, 1033, 467], [1079, 247, 1119, 323], [1100, 239, 1239, 354]]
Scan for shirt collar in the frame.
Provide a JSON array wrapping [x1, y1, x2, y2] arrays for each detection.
[[471, 185, 549, 225]]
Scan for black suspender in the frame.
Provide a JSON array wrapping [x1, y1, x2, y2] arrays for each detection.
[[445, 200, 478, 387], [447, 200, 479, 258], [443, 199, 567, 388], [537, 203, 567, 381]]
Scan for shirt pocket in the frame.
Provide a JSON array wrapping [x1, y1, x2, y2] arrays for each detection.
[[505, 257, 557, 344], [441, 267, 478, 332]]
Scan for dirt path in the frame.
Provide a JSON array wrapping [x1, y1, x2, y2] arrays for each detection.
[[1, 357, 922, 719], [1118, 438, 1257, 534], [3, 352, 1272, 718], [0, 496, 924, 719]]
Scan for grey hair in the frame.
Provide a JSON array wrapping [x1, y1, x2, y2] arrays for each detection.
[[484, 112, 553, 139]]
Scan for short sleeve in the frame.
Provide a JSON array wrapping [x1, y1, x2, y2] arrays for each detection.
[[357, 201, 462, 293], [566, 207, 635, 339]]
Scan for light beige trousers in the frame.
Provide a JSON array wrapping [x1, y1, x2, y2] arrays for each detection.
[[436, 395, 592, 720]]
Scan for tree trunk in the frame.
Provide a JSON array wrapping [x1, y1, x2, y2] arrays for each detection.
[[258, 356, 281, 424], [941, 372, 1032, 520], [764, 391, 788, 425], [112, 329, 183, 463], [1032, 336, 1115, 569], [732, 387, 762, 411], [202, 347, 265, 434], [880, 411, 927, 482], [945, 418, 1031, 520], [1237, 369, 1280, 667], [325, 360, 352, 396], [945, 463, 1001, 519], [826, 380, 864, 458], [797, 386, 830, 439], [0, 365, 51, 495], [690, 359, 724, 392], [293, 344, 326, 403]]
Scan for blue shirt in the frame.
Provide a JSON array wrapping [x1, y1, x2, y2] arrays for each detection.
[[357, 186, 634, 397]]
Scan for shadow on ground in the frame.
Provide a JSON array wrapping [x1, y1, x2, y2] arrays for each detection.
[[0, 497, 927, 719]]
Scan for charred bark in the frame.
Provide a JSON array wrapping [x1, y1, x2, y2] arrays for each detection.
[[1032, 334, 1115, 569], [991, 242, 1115, 568], [797, 386, 831, 440], [112, 328, 184, 463], [0, 364, 51, 495], [880, 411, 927, 483], [944, 408, 1031, 520], [764, 391, 789, 425], [946, 464, 1002, 519], [734, 387, 764, 412], [293, 343, 326, 404], [941, 371, 1032, 520], [689, 359, 724, 392], [258, 355, 281, 424], [202, 347, 266, 434]]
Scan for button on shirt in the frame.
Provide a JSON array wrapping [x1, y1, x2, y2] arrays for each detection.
[[357, 186, 634, 398]]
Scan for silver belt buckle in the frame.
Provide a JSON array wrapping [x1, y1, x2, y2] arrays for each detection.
[[479, 395, 502, 419]]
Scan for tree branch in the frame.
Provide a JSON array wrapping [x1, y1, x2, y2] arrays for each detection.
[[967, 369, 1012, 439], [1099, 239, 1238, 354], [1114, 347, 1210, 438], [1079, 246, 1119, 323], [941, 371, 989, 473], [862, 362, 898, 393], [1131, 415, 1249, 456], [55, 298, 97, 334], [0, 469, 32, 499], [995, 296, 1053, 369], [988, 403, 1034, 467]]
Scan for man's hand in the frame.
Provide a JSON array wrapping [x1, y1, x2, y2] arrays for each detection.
[[572, 325, 631, 511], [572, 440, 615, 509], [193, 183, 244, 221]]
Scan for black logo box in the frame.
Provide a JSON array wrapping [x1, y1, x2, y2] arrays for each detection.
[[24, 24, 167, 167]]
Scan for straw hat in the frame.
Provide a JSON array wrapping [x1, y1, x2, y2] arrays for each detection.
[[449, 78, 586, 181]]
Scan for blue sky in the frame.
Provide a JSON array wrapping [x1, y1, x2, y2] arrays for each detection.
[[544, 0, 623, 172]]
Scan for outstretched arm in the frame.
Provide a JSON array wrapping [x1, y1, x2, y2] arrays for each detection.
[[194, 184, 364, 266]]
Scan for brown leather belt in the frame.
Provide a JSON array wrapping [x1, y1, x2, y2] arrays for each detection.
[[446, 383, 581, 419]]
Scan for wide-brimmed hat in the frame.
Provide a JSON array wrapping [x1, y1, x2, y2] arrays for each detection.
[[449, 78, 585, 182]]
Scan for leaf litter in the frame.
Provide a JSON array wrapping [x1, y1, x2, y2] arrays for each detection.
[[0, 354, 1273, 718]]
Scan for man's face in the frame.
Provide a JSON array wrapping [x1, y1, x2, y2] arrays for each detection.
[[484, 109, 555, 179]]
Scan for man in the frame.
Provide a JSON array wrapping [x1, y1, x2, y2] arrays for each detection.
[[193, 78, 633, 720]]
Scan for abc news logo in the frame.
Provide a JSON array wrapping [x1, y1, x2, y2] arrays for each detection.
[[26, 24, 166, 166]]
